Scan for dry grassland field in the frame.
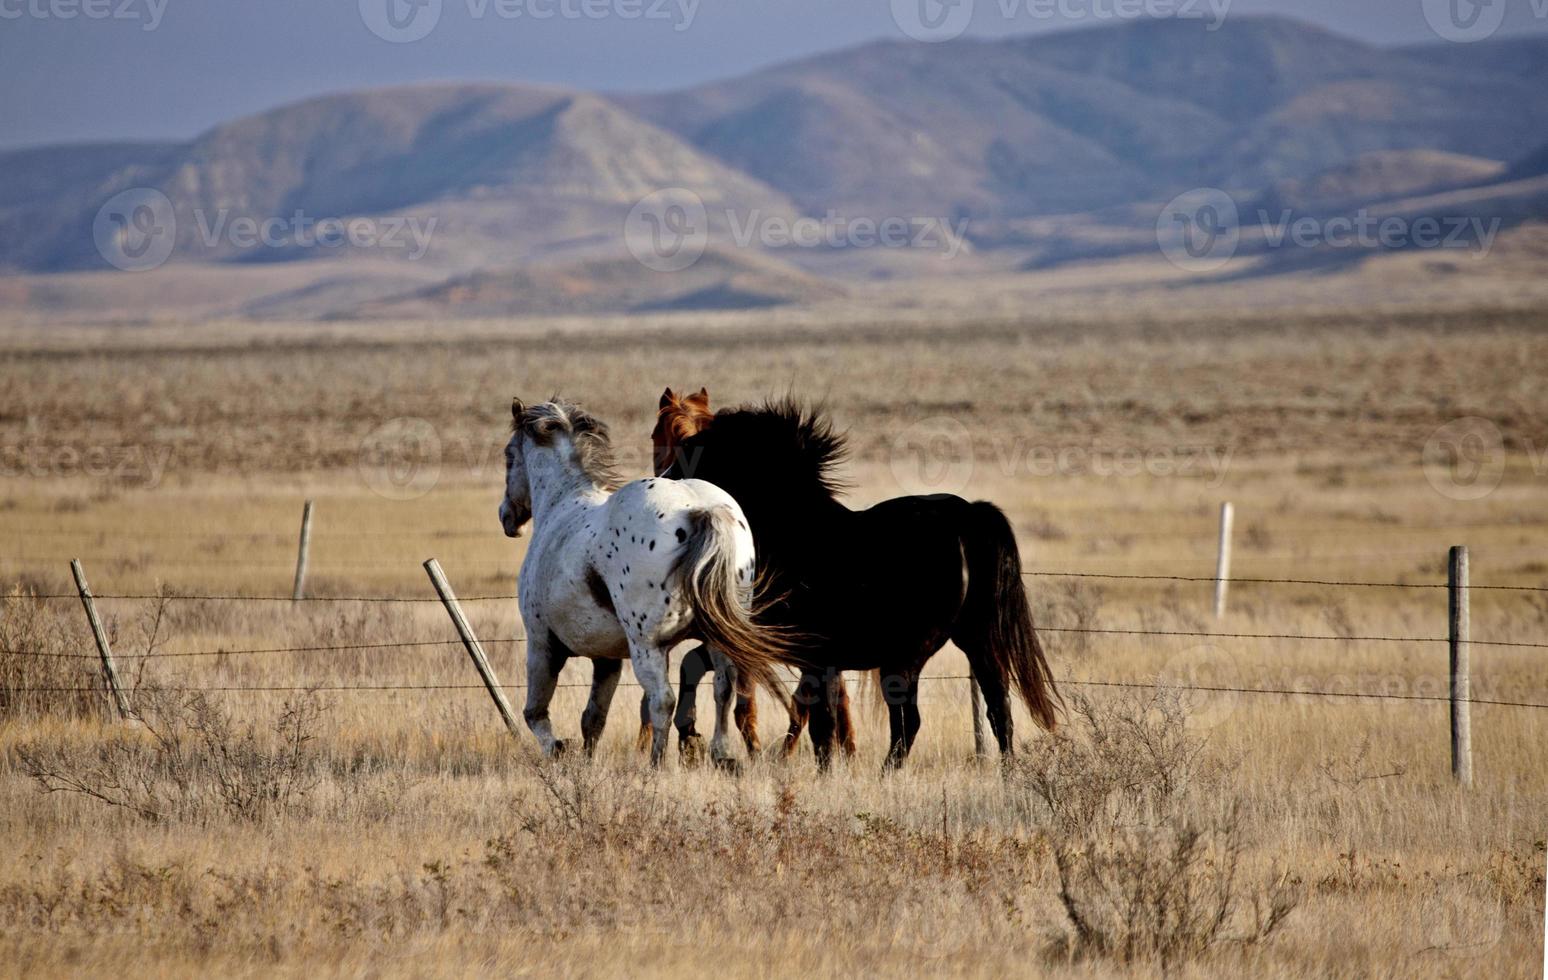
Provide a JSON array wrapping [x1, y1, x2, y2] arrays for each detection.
[[1, 306, 1545, 978]]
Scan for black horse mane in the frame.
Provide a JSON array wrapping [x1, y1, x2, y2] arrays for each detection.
[[699, 398, 850, 500]]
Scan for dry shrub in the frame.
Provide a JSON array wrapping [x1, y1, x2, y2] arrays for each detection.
[[0, 587, 102, 719], [1044, 580, 1106, 659], [18, 687, 325, 824], [1011, 691, 1299, 967]]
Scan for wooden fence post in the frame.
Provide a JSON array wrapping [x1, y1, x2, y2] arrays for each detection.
[[291, 500, 314, 602], [69, 559, 132, 720], [423, 558, 520, 735], [1213, 501, 1234, 618], [1448, 545, 1472, 787], [969, 675, 988, 758]]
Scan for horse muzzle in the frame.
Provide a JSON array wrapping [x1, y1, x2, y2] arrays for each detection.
[[499, 500, 529, 538]]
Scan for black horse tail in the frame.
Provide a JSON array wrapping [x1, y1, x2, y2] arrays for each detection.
[[956, 501, 1061, 731], [675, 505, 792, 698]]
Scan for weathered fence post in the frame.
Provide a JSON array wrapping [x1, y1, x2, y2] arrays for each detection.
[[969, 675, 988, 758], [69, 559, 132, 720], [1448, 545, 1472, 787], [291, 499, 314, 602], [1213, 501, 1234, 618], [423, 558, 520, 735]]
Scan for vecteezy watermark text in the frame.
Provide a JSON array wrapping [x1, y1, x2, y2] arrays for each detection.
[[191, 210, 437, 261], [886, 416, 1233, 496], [359, 0, 697, 42], [623, 189, 968, 272], [890, 0, 1230, 42], [93, 187, 437, 272], [0, 0, 168, 30], [0, 442, 174, 488], [1156, 188, 1503, 273]]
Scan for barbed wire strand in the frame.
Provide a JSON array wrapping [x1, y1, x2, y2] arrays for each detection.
[[14, 676, 1548, 710], [5, 621, 1546, 660], [11, 566, 1546, 602]]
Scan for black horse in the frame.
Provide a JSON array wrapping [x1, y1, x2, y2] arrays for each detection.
[[663, 401, 1060, 768]]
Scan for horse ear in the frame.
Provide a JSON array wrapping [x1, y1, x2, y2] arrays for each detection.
[[511, 398, 525, 422], [687, 387, 710, 409], [659, 388, 675, 409]]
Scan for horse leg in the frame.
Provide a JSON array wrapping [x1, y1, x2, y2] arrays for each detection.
[[581, 658, 624, 757], [673, 643, 712, 766], [522, 632, 570, 756], [959, 643, 1014, 756], [900, 675, 923, 759], [629, 642, 676, 767], [706, 647, 743, 773], [833, 681, 857, 757], [635, 693, 652, 754], [822, 671, 849, 765], [781, 677, 811, 759], [733, 680, 761, 755], [882, 670, 921, 769], [800, 669, 838, 771]]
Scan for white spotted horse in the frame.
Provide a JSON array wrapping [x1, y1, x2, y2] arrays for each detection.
[[662, 399, 1062, 769], [498, 397, 789, 768]]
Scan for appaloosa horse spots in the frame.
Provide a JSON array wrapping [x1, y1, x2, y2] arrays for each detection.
[[498, 397, 790, 769]]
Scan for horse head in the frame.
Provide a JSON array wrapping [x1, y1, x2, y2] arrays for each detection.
[[499, 397, 534, 537], [663, 398, 849, 526], [652, 386, 712, 476], [500, 396, 621, 538]]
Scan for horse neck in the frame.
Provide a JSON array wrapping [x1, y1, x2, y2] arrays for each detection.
[[523, 439, 604, 524]]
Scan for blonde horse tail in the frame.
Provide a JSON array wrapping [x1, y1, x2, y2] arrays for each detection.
[[674, 506, 795, 699]]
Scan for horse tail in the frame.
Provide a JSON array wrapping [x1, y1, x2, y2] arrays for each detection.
[[674, 505, 792, 697], [956, 501, 1061, 731]]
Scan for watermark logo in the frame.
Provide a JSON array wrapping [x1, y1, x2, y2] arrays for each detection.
[[1423, 417, 1506, 501], [624, 188, 709, 272], [360, 0, 442, 42], [359, 417, 443, 500], [1156, 188, 1240, 273], [889, 416, 976, 497], [93, 187, 176, 272], [0, 0, 168, 30], [891, 0, 975, 41], [1422, 0, 1509, 42]]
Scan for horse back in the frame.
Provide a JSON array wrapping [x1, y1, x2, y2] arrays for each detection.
[[769, 494, 973, 667]]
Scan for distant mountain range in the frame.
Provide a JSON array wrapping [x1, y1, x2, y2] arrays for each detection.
[[3, 16, 1547, 319]]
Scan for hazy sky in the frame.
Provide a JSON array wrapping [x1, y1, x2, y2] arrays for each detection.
[[2, 0, 1546, 149]]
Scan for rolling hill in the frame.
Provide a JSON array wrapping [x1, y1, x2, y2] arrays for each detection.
[[3, 16, 1547, 319]]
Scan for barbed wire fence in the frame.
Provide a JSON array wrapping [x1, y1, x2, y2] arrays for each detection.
[[3, 500, 1545, 784]]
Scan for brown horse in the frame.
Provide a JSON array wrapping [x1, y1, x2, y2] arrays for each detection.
[[636, 387, 857, 759]]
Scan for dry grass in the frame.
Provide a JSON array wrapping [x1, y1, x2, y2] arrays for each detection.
[[0, 306, 1544, 977]]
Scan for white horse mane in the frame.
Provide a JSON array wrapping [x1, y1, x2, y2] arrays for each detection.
[[514, 398, 623, 490]]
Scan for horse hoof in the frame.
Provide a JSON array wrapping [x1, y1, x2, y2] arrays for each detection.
[[712, 756, 744, 776], [679, 734, 706, 767]]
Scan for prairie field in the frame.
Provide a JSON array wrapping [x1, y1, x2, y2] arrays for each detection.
[[0, 306, 1545, 978]]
